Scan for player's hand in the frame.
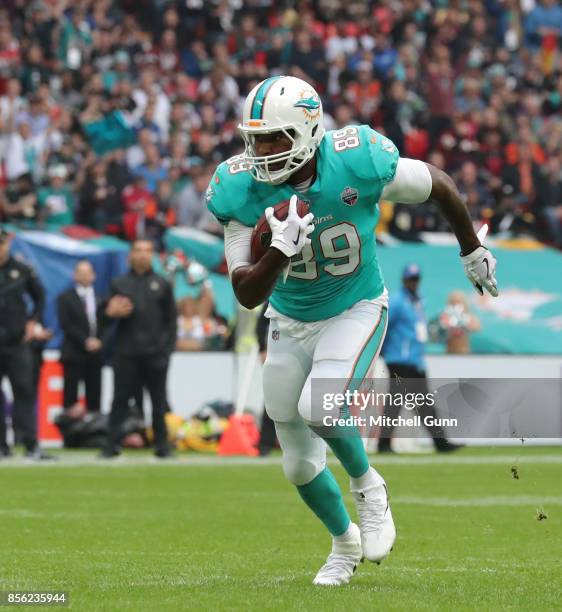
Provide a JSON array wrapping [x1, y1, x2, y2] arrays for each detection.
[[461, 225, 498, 297], [265, 195, 314, 259]]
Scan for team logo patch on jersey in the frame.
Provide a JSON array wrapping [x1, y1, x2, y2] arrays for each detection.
[[150, 281, 160, 291], [381, 138, 396, 154], [9, 269, 20, 279], [340, 186, 359, 206], [294, 90, 321, 120], [205, 184, 215, 204], [271, 329, 280, 341]]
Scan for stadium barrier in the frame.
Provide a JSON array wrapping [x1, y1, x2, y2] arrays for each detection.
[[22, 352, 562, 448]]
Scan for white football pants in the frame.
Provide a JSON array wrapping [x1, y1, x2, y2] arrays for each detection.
[[262, 292, 388, 485]]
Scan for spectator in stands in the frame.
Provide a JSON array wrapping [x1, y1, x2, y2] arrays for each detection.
[[501, 142, 544, 229], [57, 7, 93, 70], [425, 45, 455, 145], [133, 143, 168, 193], [16, 93, 49, 137], [288, 29, 327, 87], [144, 179, 176, 249], [174, 165, 221, 234], [20, 44, 50, 94], [132, 68, 171, 137], [176, 297, 205, 351], [0, 26, 20, 95], [347, 61, 381, 123], [57, 260, 104, 414], [176, 289, 228, 352], [538, 155, 562, 247], [525, 0, 562, 50], [126, 127, 153, 171], [79, 158, 122, 232], [0, 77, 24, 135], [37, 165, 74, 227], [1, 173, 37, 222], [454, 161, 495, 222], [121, 175, 154, 241], [439, 291, 481, 355], [0, 0, 559, 250], [4, 116, 47, 184]]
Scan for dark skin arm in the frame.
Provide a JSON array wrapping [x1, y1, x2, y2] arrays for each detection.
[[231, 248, 289, 310], [426, 164, 481, 256], [232, 163, 481, 308]]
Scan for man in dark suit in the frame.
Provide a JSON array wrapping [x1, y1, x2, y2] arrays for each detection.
[[57, 260, 104, 413]]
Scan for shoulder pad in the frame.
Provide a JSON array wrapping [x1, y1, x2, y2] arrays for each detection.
[[326, 125, 399, 185], [206, 155, 256, 226]]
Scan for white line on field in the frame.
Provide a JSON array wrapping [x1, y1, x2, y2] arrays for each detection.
[[1, 453, 562, 468], [0, 495, 562, 519], [1, 496, 559, 520], [394, 495, 562, 506]]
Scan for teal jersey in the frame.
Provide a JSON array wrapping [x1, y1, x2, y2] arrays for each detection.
[[207, 125, 399, 322]]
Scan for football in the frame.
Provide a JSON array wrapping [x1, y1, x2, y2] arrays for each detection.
[[250, 198, 310, 263]]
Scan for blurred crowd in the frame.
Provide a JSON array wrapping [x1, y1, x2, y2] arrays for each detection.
[[0, 0, 561, 247]]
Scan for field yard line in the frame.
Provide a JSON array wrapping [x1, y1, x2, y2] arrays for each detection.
[[393, 495, 562, 506], [0, 453, 561, 468], [1, 495, 560, 520]]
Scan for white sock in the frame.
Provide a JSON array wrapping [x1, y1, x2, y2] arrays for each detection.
[[350, 466, 383, 491], [333, 522, 357, 543]]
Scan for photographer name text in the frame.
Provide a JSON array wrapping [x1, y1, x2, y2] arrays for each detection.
[[322, 415, 458, 428]]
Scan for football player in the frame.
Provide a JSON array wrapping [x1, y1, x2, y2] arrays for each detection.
[[206, 76, 498, 586]]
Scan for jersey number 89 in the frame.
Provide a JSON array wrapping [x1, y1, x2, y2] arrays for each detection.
[[289, 222, 360, 280]]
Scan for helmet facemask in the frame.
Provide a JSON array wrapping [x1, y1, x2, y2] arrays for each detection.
[[240, 125, 316, 185]]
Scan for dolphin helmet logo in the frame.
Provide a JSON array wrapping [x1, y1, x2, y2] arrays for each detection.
[[294, 97, 320, 110], [294, 90, 321, 119]]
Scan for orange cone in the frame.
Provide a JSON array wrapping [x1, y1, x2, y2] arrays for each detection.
[[37, 359, 64, 444], [218, 414, 259, 456], [240, 413, 260, 447]]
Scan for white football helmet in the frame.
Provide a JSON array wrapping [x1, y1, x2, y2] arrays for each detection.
[[238, 76, 325, 185]]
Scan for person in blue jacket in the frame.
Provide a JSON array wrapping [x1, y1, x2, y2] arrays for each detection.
[[380, 263, 463, 453]]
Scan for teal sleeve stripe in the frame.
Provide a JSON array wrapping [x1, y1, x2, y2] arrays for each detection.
[[346, 306, 388, 392], [250, 76, 283, 120]]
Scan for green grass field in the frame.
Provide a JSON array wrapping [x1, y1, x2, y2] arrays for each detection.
[[1, 446, 561, 611]]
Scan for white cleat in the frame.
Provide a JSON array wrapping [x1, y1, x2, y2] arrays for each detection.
[[313, 522, 363, 586], [352, 474, 396, 564]]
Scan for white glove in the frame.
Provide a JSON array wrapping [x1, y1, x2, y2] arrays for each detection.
[[265, 195, 315, 259], [461, 225, 499, 297]]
